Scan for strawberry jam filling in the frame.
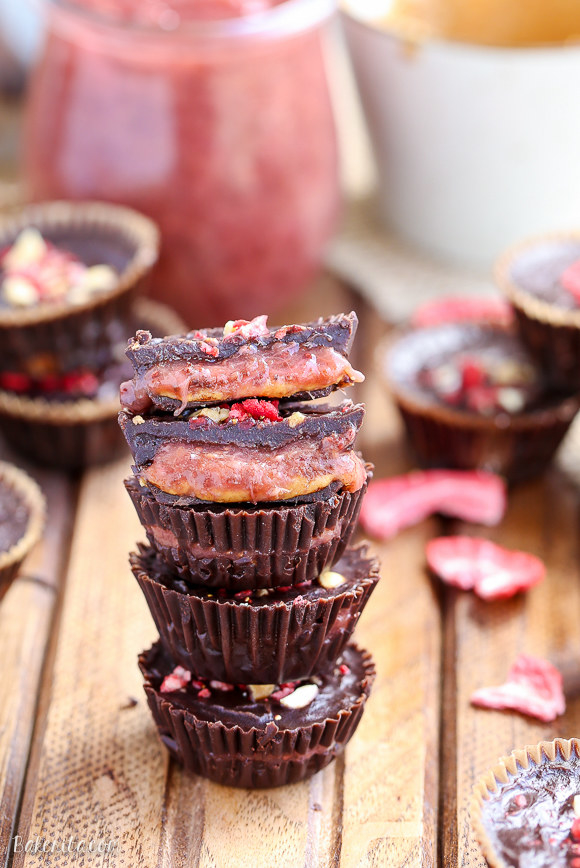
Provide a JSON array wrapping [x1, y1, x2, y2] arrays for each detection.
[[121, 343, 364, 414], [142, 434, 367, 502]]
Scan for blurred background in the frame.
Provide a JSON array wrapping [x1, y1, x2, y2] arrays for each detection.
[[1, 0, 580, 326]]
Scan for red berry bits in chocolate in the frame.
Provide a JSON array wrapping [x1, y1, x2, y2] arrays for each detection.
[[426, 536, 545, 600], [470, 654, 565, 722], [359, 470, 506, 541], [0, 228, 118, 308]]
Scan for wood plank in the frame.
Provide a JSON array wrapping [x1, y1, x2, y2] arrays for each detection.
[[0, 468, 75, 868], [442, 421, 580, 867]]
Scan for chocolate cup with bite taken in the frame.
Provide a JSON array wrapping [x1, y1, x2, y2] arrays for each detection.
[[472, 738, 580, 868], [496, 232, 580, 391], [0, 460, 45, 601], [130, 542, 379, 683], [383, 323, 580, 483], [139, 641, 375, 789], [0, 300, 185, 470], [125, 469, 370, 589], [0, 201, 159, 376], [121, 312, 362, 413]]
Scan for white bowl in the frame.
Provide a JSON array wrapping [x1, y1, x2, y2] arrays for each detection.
[[341, 9, 580, 269]]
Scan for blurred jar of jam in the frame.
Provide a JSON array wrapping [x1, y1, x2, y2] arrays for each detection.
[[24, 0, 339, 324]]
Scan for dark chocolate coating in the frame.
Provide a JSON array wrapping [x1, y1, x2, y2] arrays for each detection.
[[124, 469, 370, 588], [119, 400, 365, 468], [130, 543, 380, 682], [480, 752, 580, 867], [509, 238, 580, 311], [386, 324, 580, 482], [0, 481, 28, 554], [138, 642, 375, 788], [127, 312, 358, 368]]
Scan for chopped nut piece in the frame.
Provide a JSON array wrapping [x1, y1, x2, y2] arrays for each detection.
[[3, 276, 39, 307], [223, 320, 236, 336], [317, 569, 346, 590], [254, 588, 270, 598], [248, 684, 277, 701], [287, 411, 306, 428], [4, 227, 46, 268], [132, 415, 146, 425], [77, 264, 117, 293], [497, 387, 526, 414], [274, 714, 281, 721], [279, 683, 319, 710]]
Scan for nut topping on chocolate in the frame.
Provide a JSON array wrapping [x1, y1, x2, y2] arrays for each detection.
[[248, 684, 276, 701], [279, 683, 319, 709], [318, 569, 346, 590]]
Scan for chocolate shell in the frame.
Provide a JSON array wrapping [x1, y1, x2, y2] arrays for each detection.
[[0, 300, 186, 470], [130, 542, 379, 683], [138, 641, 375, 789], [384, 324, 580, 483], [124, 312, 359, 411], [496, 232, 580, 391], [124, 469, 370, 589], [0, 461, 45, 602], [0, 201, 159, 376]]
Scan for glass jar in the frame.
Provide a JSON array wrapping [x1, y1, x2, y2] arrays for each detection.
[[24, 0, 339, 324]]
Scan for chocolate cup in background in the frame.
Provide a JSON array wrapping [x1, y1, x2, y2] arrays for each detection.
[[381, 329, 580, 484], [0, 460, 45, 601], [496, 233, 580, 392], [138, 641, 375, 789], [471, 738, 580, 868], [124, 470, 371, 590], [0, 300, 185, 470], [0, 200, 159, 375], [130, 542, 380, 684]]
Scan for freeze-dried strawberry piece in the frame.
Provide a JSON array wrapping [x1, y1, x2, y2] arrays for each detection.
[[561, 260, 580, 302], [426, 536, 545, 600], [359, 470, 506, 540], [0, 372, 32, 393], [223, 315, 269, 339], [160, 665, 192, 693], [470, 654, 565, 722], [412, 296, 513, 328], [229, 398, 281, 422], [460, 358, 486, 391]]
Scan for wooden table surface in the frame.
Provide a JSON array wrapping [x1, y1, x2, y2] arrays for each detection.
[[1, 277, 580, 868]]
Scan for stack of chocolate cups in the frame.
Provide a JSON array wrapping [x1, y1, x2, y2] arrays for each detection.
[[119, 313, 379, 788]]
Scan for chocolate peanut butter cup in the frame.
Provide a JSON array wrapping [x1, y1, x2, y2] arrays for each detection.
[[472, 738, 580, 868], [120, 312, 363, 414], [0, 300, 185, 469], [130, 542, 379, 683], [383, 323, 579, 482], [496, 232, 580, 391], [124, 467, 370, 588], [0, 201, 159, 376], [138, 641, 375, 788], [119, 400, 367, 506], [0, 460, 45, 601]]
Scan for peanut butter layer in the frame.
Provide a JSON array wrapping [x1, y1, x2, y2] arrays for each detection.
[[121, 312, 362, 414], [142, 434, 366, 503], [123, 344, 362, 415]]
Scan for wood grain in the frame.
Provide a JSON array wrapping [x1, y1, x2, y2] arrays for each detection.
[[443, 423, 580, 867], [0, 469, 75, 868]]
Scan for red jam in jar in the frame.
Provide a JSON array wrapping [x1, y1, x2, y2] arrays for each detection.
[[24, 0, 339, 324]]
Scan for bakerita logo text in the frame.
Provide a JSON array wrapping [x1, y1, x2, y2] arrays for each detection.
[[12, 836, 118, 855]]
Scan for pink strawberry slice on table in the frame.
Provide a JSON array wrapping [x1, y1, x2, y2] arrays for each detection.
[[411, 296, 513, 328], [470, 654, 565, 722], [426, 536, 545, 600], [561, 260, 580, 302], [359, 470, 506, 541]]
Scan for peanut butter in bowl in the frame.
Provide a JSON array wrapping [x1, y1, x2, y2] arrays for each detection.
[[346, 0, 580, 46]]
